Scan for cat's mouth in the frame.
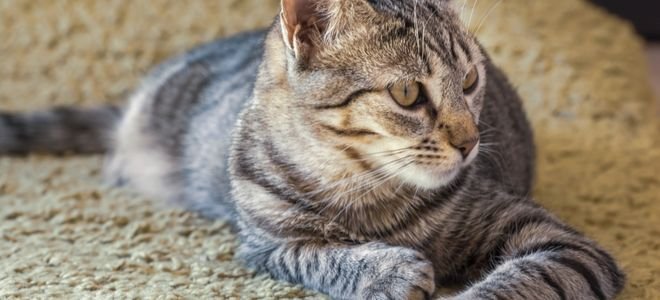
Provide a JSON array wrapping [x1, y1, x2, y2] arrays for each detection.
[[358, 138, 479, 190], [375, 146, 477, 190], [411, 141, 479, 188]]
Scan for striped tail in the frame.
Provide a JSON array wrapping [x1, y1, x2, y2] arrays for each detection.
[[0, 105, 122, 155]]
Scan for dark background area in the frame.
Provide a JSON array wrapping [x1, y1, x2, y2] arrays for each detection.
[[591, 0, 660, 40], [589, 0, 660, 109]]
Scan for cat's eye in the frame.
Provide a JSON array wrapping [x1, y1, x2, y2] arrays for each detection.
[[389, 81, 423, 108], [463, 66, 479, 94]]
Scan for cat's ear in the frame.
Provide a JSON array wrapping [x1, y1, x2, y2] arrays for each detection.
[[280, 0, 328, 59]]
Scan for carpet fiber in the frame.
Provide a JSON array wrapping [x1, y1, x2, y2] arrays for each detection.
[[1, 0, 659, 298]]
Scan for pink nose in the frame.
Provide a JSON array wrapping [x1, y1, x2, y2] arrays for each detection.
[[452, 137, 479, 159]]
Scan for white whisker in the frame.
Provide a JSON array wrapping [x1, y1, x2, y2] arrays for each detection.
[[460, 0, 469, 17], [308, 155, 414, 208], [468, 0, 478, 29], [475, 0, 502, 34], [479, 142, 500, 147], [327, 159, 416, 224]]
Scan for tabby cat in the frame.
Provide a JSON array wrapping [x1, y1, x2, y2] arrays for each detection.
[[0, 0, 625, 299]]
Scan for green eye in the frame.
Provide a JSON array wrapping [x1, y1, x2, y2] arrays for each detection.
[[389, 81, 421, 107], [463, 66, 479, 94]]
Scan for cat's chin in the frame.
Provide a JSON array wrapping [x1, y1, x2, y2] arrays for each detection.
[[397, 165, 462, 190]]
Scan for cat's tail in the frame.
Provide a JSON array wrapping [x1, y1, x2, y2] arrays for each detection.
[[0, 105, 122, 155]]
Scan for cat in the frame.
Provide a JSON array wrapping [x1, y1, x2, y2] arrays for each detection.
[[0, 0, 625, 299]]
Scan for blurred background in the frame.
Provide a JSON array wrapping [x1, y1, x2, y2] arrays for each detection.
[[590, 0, 660, 112], [591, 0, 660, 40]]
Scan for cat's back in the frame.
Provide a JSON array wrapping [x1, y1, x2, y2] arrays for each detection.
[[179, 30, 268, 219], [109, 30, 267, 213], [143, 30, 267, 85]]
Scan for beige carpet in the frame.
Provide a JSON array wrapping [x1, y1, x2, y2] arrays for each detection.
[[1, 0, 659, 299]]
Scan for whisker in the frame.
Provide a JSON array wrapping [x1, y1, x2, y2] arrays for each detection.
[[316, 159, 406, 216], [320, 155, 413, 203], [353, 160, 415, 201], [460, 0, 469, 18], [468, 0, 479, 29], [475, 0, 502, 34], [479, 142, 500, 147], [306, 155, 414, 201], [341, 155, 412, 187], [479, 128, 501, 135], [476, 145, 506, 175], [361, 147, 413, 158], [327, 159, 416, 223], [479, 120, 497, 129], [311, 144, 414, 175]]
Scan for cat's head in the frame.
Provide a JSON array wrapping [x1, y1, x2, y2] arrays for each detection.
[[262, 0, 485, 191]]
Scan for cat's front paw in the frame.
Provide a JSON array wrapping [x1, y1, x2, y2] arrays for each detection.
[[360, 245, 435, 300]]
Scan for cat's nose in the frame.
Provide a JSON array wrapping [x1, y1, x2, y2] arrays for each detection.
[[452, 137, 479, 159], [442, 115, 480, 159], [438, 103, 480, 159]]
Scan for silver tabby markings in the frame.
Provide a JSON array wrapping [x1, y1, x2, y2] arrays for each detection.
[[0, 0, 624, 299]]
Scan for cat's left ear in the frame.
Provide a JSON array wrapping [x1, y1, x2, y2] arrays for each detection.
[[280, 0, 329, 60]]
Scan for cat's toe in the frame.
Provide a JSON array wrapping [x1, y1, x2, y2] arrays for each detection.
[[360, 247, 435, 300]]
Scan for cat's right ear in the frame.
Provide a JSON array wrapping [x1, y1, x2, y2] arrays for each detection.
[[280, 0, 328, 60]]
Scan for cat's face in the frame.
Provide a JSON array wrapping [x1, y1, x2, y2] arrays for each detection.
[[278, 0, 485, 190]]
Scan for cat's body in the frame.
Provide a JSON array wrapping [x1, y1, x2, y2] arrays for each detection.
[[107, 30, 267, 217], [0, 1, 624, 299]]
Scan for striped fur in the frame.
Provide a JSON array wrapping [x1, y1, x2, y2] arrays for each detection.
[[0, 0, 624, 299], [0, 105, 120, 155]]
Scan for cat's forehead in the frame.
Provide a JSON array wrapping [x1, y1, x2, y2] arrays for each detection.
[[366, 0, 452, 16], [315, 0, 479, 84]]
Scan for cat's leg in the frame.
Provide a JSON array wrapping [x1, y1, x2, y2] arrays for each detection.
[[239, 234, 435, 300], [444, 198, 625, 300]]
